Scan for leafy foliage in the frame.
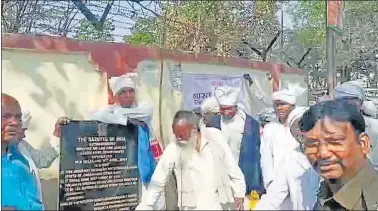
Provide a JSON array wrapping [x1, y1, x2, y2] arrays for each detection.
[[74, 17, 115, 42]]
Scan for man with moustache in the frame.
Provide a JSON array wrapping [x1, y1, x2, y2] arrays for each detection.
[[137, 110, 246, 210], [300, 99, 378, 210], [1, 93, 44, 210], [255, 106, 320, 210]]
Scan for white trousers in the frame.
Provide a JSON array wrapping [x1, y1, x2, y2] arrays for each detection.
[[141, 184, 166, 210]]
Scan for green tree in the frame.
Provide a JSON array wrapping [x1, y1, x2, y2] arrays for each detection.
[[74, 17, 115, 42], [288, 1, 378, 86], [125, 1, 280, 59]]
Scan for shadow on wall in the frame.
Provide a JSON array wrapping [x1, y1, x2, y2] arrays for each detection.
[[2, 49, 108, 210], [135, 60, 182, 147]]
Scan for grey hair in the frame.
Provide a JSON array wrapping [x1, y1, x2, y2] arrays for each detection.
[[172, 110, 202, 130]]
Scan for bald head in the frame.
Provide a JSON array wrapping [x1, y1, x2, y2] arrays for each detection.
[[2, 93, 22, 143], [2, 93, 20, 107]]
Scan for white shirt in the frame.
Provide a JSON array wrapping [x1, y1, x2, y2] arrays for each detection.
[[220, 109, 246, 162], [17, 136, 60, 202], [138, 127, 245, 210], [255, 148, 320, 210], [260, 122, 299, 189]]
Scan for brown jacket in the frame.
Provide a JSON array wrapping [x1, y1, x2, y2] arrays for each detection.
[[314, 161, 378, 210]]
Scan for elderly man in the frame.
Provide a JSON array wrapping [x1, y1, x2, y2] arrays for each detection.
[[213, 86, 264, 209], [137, 110, 246, 210], [1, 93, 44, 210], [260, 86, 306, 195], [255, 107, 320, 210], [89, 73, 165, 209], [13, 109, 62, 203], [300, 99, 378, 210], [334, 82, 378, 171]]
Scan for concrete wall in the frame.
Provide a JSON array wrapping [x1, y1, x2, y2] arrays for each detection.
[[2, 48, 109, 209], [1, 46, 306, 210], [135, 60, 308, 146]]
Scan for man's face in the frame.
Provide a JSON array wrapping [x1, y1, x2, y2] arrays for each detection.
[[273, 100, 294, 122], [115, 88, 136, 108], [172, 120, 197, 147], [219, 105, 237, 120], [303, 117, 370, 181], [2, 101, 22, 143]]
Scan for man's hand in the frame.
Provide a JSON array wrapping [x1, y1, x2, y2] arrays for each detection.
[[234, 197, 244, 210], [53, 117, 71, 138]]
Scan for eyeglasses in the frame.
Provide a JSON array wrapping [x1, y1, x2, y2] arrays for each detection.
[[304, 139, 348, 154]]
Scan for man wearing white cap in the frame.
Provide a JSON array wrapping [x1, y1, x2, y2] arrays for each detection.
[[15, 108, 61, 205], [89, 73, 166, 210], [255, 106, 320, 210], [259, 84, 307, 209], [214, 86, 264, 210], [200, 96, 221, 128], [334, 82, 378, 171]]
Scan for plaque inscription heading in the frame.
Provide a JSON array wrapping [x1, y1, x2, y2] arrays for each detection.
[[59, 121, 139, 211]]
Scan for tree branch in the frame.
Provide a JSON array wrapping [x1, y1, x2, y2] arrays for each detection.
[[297, 47, 312, 67], [264, 31, 280, 55], [242, 41, 264, 58]]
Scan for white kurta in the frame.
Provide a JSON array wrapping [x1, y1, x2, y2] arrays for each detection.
[[255, 148, 320, 210], [220, 109, 252, 209], [138, 127, 245, 210], [260, 122, 300, 209], [89, 102, 166, 210], [17, 136, 60, 202]]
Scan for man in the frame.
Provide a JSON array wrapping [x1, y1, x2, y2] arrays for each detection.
[[13, 109, 62, 202], [213, 86, 264, 209], [137, 110, 246, 210], [89, 73, 165, 209], [300, 99, 378, 210], [200, 96, 221, 128], [255, 106, 320, 210], [334, 82, 378, 171], [1, 93, 44, 210], [260, 87, 306, 193]]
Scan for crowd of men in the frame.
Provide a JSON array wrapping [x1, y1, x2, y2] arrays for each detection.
[[2, 72, 378, 210]]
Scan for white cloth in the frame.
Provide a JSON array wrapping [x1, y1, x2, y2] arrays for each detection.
[[272, 83, 306, 105], [220, 109, 246, 162], [214, 86, 240, 106], [286, 106, 309, 128], [89, 102, 153, 127], [201, 96, 220, 114], [365, 116, 378, 172], [255, 148, 320, 210], [335, 81, 366, 101], [260, 107, 309, 189], [137, 127, 245, 210], [109, 73, 138, 96], [362, 101, 378, 118], [21, 108, 32, 129], [89, 102, 165, 210], [16, 136, 60, 202]]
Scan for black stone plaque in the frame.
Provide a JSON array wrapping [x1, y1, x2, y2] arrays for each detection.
[[59, 121, 140, 211]]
